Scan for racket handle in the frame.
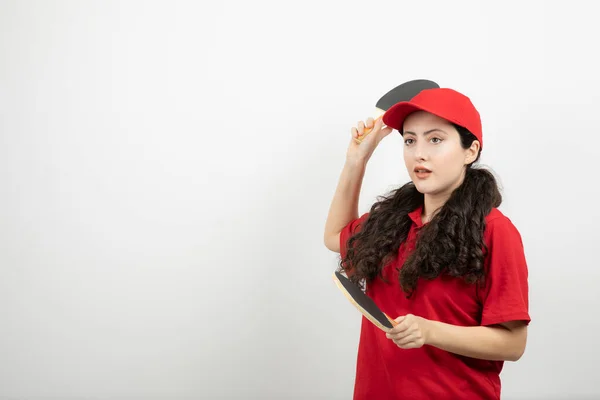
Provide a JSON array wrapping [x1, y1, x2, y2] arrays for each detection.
[[384, 313, 399, 327], [353, 114, 383, 144]]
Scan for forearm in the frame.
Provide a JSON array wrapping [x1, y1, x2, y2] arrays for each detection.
[[324, 159, 367, 249], [426, 320, 527, 362]]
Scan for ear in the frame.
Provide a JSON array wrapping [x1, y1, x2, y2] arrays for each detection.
[[465, 140, 480, 165]]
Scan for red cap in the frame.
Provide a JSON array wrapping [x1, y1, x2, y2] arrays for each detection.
[[382, 88, 483, 149]]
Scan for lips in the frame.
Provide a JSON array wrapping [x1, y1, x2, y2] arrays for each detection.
[[414, 166, 432, 173], [414, 166, 432, 179]]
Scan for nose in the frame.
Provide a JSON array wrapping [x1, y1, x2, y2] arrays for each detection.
[[413, 141, 427, 162]]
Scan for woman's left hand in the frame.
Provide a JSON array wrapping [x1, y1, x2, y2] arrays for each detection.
[[386, 314, 432, 349]]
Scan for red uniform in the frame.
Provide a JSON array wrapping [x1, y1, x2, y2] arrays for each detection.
[[339, 206, 530, 400]]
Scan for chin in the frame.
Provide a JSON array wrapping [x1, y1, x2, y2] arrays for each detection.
[[413, 181, 444, 196], [412, 181, 434, 194]]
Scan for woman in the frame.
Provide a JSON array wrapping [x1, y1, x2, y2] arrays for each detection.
[[324, 87, 530, 399]]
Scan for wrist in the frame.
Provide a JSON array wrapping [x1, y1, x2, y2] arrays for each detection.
[[422, 318, 439, 346]]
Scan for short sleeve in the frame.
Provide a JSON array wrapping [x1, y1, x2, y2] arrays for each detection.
[[339, 213, 370, 275], [479, 216, 531, 327]]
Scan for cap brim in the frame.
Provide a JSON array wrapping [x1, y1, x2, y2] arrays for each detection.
[[383, 100, 473, 136], [382, 102, 428, 131]]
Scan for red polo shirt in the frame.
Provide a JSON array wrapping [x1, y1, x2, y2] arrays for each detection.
[[339, 206, 530, 400]]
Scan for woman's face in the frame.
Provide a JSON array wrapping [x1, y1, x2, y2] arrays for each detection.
[[402, 111, 479, 197]]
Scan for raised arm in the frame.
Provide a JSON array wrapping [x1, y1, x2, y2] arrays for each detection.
[[324, 117, 392, 252]]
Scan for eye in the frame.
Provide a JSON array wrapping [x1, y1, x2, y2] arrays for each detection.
[[431, 137, 443, 144], [404, 138, 414, 146]]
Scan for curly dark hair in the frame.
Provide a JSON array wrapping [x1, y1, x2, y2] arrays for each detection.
[[338, 125, 502, 297]]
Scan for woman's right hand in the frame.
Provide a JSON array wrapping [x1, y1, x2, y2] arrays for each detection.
[[346, 117, 393, 165]]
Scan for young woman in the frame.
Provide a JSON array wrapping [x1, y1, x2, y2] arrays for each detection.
[[324, 88, 530, 400]]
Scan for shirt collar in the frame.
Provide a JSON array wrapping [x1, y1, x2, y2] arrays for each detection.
[[407, 204, 425, 228]]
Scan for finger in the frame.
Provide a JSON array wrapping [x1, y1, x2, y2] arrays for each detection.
[[391, 320, 411, 334], [389, 317, 404, 335], [357, 121, 365, 135], [397, 340, 420, 349], [377, 120, 392, 135], [351, 127, 358, 138], [396, 333, 419, 347], [380, 126, 393, 137], [386, 329, 411, 341], [366, 117, 374, 129]]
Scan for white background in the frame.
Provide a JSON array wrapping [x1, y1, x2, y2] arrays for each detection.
[[1, 1, 599, 399]]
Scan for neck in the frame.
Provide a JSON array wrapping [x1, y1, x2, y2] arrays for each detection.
[[422, 168, 469, 223], [422, 194, 450, 223]]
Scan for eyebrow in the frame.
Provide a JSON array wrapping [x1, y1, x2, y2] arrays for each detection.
[[402, 128, 448, 136]]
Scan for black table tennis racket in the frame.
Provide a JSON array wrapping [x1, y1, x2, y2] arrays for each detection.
[[332, 271, 397, 332], [355, 79, 440, 143]]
